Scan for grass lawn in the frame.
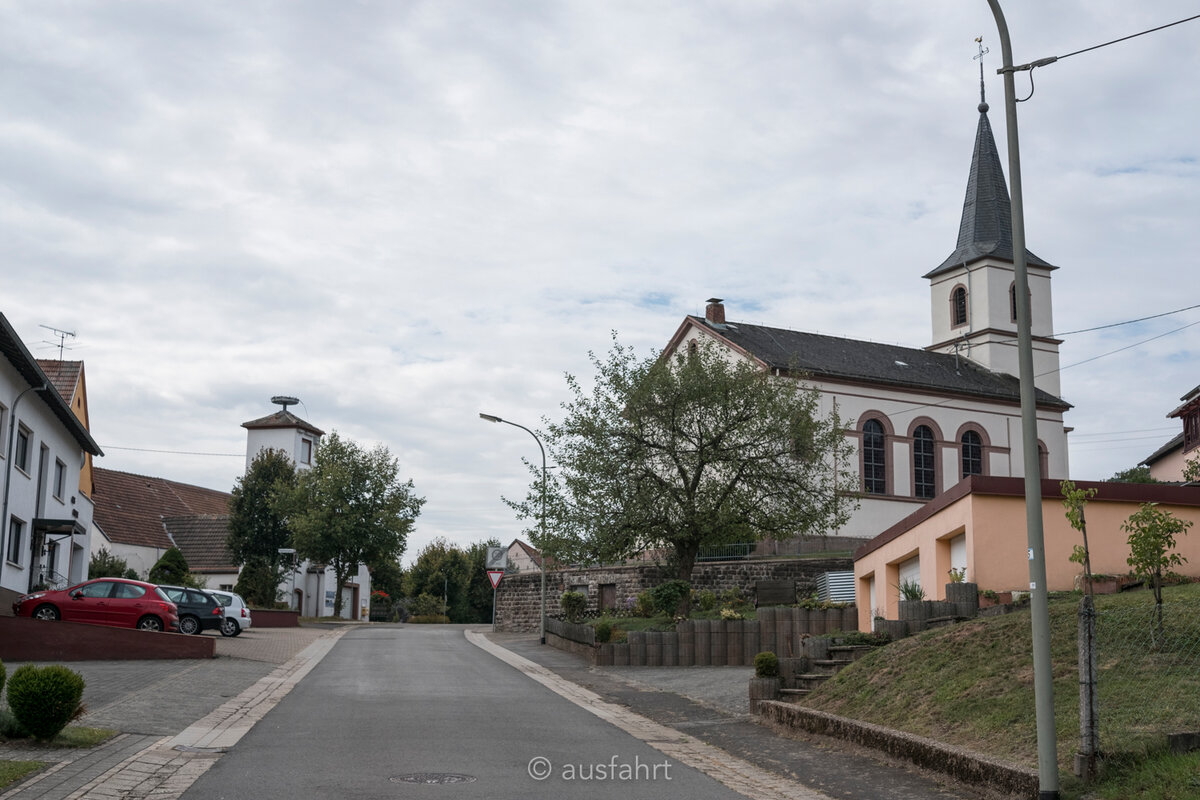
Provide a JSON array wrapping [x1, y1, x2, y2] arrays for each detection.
[[797, 582, 1200, 800], [0, 761, 44, 790]]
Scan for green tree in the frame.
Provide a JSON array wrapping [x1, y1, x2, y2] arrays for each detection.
[[148, 546, 202, 588], [1061, 480, 1098, 595], [1106, 465, 1159, 484], [367, 557, 405, 602], [281, 431, 423, 617], [1123, 502, 1192, 642], [465, 539, 501, 623], [227, 449, 298, 607], [1184, 454, 1200, 483], [88, 547, 130, 579], [505, 336, 858, 599], [404, 538, 470, 622]]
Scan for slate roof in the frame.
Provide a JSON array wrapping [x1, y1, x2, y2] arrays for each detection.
[[165, 515, 236, 572], [0, 314, 101, 455], [925, 103, 1055, 278], [690, 316, 1070, 410], [241, 409, 324, 436], [92, 468, 231, 549], [35, 359, 82, 403]]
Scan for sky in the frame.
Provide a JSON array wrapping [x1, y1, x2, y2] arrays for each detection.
[[3, 1, 1198, 564]]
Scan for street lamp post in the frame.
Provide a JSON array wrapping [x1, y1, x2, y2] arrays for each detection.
[[984, 3, 1059, 796], [480, 413, 547, 645]]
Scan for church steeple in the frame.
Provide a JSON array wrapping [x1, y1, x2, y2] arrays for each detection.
[[925, 46, 1061, 399], [925, 102, 1055, 278]]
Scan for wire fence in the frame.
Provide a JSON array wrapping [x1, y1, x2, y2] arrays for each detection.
[[1092, 593, 1200, 757]]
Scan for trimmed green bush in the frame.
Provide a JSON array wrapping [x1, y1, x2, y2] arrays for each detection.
[[651, 580, 691, 616], [696, 589, 717, 612], [754, 651, 780, 678], [594, 620, 612, 643], [6, 664, 85, 741], [632, 590, 656, 617], [560, 591, 586, 623]]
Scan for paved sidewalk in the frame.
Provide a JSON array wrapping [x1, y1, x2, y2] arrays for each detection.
[[0, 626, 345, 800]]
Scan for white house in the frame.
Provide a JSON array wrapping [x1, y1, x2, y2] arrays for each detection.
[[662, 98, 1071, 541], [1, 313, 103, 608], [243, 402, 371, 619]]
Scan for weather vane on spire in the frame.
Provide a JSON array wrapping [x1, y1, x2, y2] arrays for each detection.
[[974, 36, 990, 109]]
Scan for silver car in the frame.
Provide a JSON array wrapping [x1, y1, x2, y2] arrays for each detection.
[[207, 589, 253, 637]]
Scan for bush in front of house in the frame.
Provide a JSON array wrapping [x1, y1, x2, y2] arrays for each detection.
[[560, 591, 587, 623], [695, 589, 717, 612], [632, 590, 656, 617], [754, 651, 780, 678], [651, 580, 691, 616], [5, 664, 86, 741], [594, 620, 613, 643]]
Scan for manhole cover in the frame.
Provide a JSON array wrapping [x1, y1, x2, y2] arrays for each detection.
[[390, 774, 477, 785]]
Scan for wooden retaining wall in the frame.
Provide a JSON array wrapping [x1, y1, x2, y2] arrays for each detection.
[[561, 606, 857, 667]]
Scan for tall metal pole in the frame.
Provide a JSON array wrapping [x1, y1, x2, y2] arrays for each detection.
[[984, 3, 1059, 797], [480, 413, 548, 645]]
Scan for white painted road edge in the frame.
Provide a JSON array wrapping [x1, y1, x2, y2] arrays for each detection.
[[466, 629, 833, 800]]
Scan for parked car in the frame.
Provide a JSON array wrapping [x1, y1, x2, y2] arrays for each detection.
[[12, 577, 179, 632], [157, 585, 225, 635], [207, 589, 252, 637]]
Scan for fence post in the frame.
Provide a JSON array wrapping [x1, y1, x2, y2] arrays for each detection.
[[1075, 594, 1099, 780]]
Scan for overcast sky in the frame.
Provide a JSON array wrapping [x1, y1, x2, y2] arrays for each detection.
[[4, 1, 1198, 563]]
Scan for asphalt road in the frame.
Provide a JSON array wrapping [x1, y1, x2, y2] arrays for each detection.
[[180, 625, 755, 799]]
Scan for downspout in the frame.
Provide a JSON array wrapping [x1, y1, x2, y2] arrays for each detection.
[[0, 384, 48, 591]]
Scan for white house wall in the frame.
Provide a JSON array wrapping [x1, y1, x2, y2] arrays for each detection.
[[1, 358, 94, 597]]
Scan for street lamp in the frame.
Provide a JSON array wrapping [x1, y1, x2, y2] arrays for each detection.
[[479, 412, 547, 645], [984, 3, 1058, 796]]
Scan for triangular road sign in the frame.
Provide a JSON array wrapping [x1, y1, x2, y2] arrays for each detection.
[[487, 570, 504, 589]]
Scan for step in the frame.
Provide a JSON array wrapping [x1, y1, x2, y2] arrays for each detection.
[[829, 645, 876, 661], [811, 659, 854, 676]]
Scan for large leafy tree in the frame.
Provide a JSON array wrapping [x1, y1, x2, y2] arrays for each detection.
[[282, 431, 424, 617], [506, 336, 858, 590], [227, 449, 298, 607], [404, 538, 471, 621]]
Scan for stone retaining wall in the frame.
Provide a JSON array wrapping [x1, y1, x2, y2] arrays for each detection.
[[757, 701, 1039, 797], [496, 556, 852, 633]]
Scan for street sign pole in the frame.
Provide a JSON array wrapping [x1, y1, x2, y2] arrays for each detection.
[[486, 569, 504, 632]]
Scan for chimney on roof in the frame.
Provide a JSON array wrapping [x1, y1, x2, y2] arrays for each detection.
[[705, 298, 725, 324]]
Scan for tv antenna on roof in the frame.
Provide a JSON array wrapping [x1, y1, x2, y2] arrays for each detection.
[[271, 395, 300, 412], [39, 325, 76, 360]]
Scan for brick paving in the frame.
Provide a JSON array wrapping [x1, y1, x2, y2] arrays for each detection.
[[0, 626, 346, 800]]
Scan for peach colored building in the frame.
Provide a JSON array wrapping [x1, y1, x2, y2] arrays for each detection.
[[853, 476, 1200, 631], [1141, 383, 1199, 482]]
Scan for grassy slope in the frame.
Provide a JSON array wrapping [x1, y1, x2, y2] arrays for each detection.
[[798, 583, 1200, 773]]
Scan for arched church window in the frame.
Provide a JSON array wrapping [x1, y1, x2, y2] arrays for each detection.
[[913, 425, 936, 499], [951, 287, 968, 327], [862, 419, 886, 495], [961, 430, 983, 478]]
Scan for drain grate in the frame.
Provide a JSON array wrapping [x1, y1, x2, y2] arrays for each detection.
[[390, 773, 477, 785]]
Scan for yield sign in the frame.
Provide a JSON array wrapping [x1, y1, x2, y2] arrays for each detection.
[[487, 570, 504, 589]]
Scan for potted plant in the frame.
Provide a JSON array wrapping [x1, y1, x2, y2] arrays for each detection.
[[748, 651, 782, 714]]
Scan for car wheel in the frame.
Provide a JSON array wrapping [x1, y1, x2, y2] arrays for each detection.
[[32, 604, 60, 621], [221, 618, 241, 637], [178, 615, 200, 635], [137, 615, 164, 632]]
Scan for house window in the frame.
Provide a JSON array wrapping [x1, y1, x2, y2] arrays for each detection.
[[7, 517, 24, 565], [300, 438, 313, 465], [14, 426, 30, 473], [913, 425, 936, 499], [53, 459, 67, 500], [961, 430, 983, 478], [1038, 442, 1049, 479], [951, 286, 968, 327], [862, 419, 886, 495]]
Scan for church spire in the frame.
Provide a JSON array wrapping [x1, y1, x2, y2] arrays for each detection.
[[924, 42, 1055, 279]]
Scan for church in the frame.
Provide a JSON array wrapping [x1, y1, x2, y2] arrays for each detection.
[[663, 95, 1071, 542]]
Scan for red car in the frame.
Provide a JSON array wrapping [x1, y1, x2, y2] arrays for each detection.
[[12, 578, 179, 632]]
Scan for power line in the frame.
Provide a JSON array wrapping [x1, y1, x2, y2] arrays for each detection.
[[102, 445, 244, 457], [1054, 303, 1200, 337], [1056, 13, 1200, 63]]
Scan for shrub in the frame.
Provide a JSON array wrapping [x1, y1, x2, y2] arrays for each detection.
[[409, 593, 444, 618], [407, 614, 450, 624], [632, 590, 656, 617], [0, 658, 5, 698], [651, 580, 691, 616], [719, 588, 743, 605], [897, 579, 925, 601], [696, 589, 717, 612], [0, 707, 29, 738], [754, 651, 780, 678], [560, 591, 587, 623], [594, 620, 613, 643], [720, 606, 743, 620], [5, 664, 86, 741]]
